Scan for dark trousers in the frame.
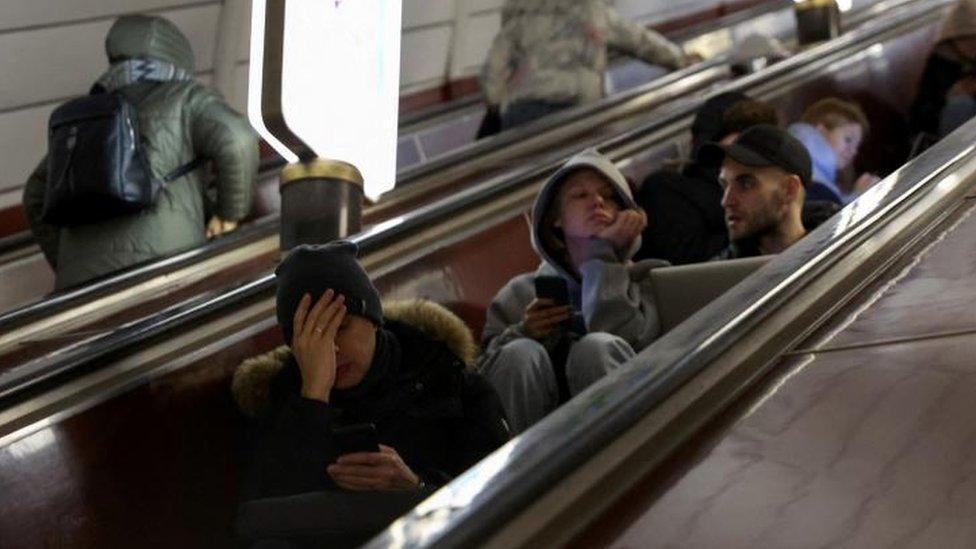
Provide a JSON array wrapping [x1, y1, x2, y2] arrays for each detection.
[[235, 489, 433, 549], [501, 99, 577, 130]]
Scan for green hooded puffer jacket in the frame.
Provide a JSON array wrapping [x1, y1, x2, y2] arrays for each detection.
[[23, 15, 259, 290]]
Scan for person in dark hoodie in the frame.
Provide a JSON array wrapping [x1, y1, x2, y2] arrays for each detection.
[[478, 148, 667, 433], [633, 92, 779, 264], [910, 0, 976, 140], [232, 241, 509, 501]]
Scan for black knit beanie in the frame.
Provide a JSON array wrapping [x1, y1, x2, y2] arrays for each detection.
[[275, 240, 383, 344], [690, 91, 751, 155]]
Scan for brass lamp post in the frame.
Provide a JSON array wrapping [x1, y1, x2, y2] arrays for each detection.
[[795, 0, 842, 47], [248, 0, 401, 250]]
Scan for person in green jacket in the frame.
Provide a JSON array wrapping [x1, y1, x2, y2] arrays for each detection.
[[23, 14, 259, 290]]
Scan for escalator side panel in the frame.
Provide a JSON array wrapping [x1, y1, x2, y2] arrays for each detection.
[[0, 215, 540, 547], [572, 183, 976, 549], [373, 216, 538, 339], [576, 334, 976, 549], [811, 204, 976, 349], [0, 326, 281, 549], [0, 252, 53, 312], [0, 7, 948, 546]]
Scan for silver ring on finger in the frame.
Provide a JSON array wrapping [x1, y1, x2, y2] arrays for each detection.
[[313, 327, 324, 335]]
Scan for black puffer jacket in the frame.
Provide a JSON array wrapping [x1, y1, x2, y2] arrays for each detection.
[[909, 53, 968, 136], [634, 162, 728, 265], [909, 0, 976, 137], [234, 300, 510, 499], [636, 162, 840, 265]]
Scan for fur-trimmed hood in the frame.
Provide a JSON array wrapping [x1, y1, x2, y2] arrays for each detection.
[[232, 299, 477, 418]]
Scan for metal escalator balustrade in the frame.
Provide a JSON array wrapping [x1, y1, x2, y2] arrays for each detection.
[[0, 0, 943, 466], [573, 177, 976, 547], [0, 42, 733, 337], [0, 0, 905, 329], [0, 1, 955, 543], [0, 0, 792, 267], [0, 0, 950, 416], [364, 37, 976, 549]]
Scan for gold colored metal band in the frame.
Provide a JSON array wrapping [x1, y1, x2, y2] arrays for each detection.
[[794, 0, 839, 10], [280, 158, 365, 187]]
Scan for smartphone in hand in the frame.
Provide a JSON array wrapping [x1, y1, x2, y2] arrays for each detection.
[[534, 275, 569, 305], [332, 423, 380, 455]]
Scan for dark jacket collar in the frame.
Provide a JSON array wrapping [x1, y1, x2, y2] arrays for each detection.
[[272, 319, 467, 423], [713, 236, 763, 261]]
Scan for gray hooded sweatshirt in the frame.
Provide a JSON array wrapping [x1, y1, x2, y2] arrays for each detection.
[[480, 148, 668, 360]]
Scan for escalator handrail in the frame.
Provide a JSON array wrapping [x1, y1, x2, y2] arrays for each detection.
[[0, 230, 35, 257], [361, 2, 966, 548], [0, 0, 896, 332], [0, 60, 732, 333], [0, 0, 786, 262], [0, 0, 949, 410], [393, 0, 899, 185], [375, 108, 976, 549], [395, 57, 729, 186], [0, 214, 280, 332], [393, 0, 792, 134]]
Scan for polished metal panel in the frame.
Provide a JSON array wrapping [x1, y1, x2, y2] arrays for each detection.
[[589, 206, 976, 548], [804, 207, 976, 351], [0, 0, 951, 432], [364, 38, 973, 549], [0, 0, 906, 328], [602, 334, 976, 548]]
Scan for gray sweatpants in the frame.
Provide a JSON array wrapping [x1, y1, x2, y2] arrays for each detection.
[[480, 333, 635, 434]]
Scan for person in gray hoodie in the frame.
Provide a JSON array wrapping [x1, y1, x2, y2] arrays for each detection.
[[477, 148, 667, 433]]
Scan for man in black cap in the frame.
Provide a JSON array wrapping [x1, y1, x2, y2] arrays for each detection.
[[234, 240, 510, 502], [634, 92, 780, 264], [701, 124, 812, 259]]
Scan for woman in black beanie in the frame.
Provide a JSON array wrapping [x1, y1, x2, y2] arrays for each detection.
[[234, 241, 510, 502]]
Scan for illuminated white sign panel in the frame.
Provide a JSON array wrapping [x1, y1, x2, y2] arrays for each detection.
[[249, 0, 403, 199]]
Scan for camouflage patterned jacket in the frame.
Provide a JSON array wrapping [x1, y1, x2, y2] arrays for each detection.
[[482, 0, 685, 110]]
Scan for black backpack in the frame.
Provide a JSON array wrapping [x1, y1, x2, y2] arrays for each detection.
[[41, 86, 202, 226]]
